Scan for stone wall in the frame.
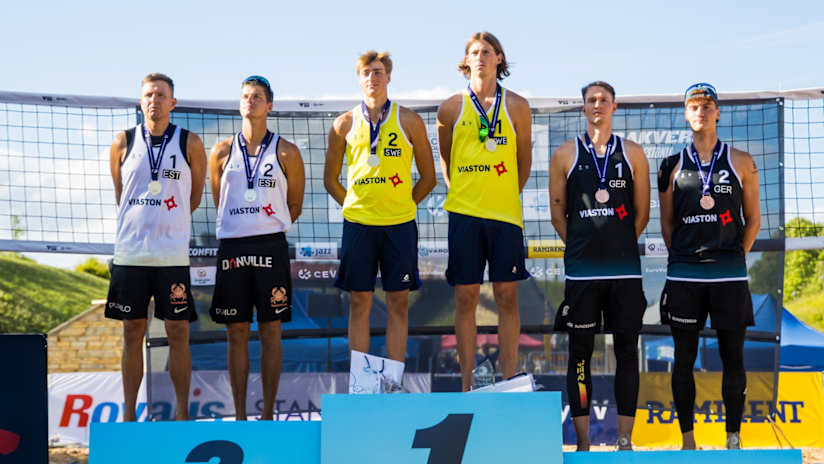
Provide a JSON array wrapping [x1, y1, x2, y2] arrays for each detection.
[[48, 299, 122, 373]]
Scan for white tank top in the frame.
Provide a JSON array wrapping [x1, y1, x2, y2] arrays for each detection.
[[216, 132, 291, 239], [114, 124, 191, 266]]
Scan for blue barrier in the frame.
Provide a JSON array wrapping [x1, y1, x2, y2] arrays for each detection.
[[89, 421, 320, 464], [321, 392, 563, 463]]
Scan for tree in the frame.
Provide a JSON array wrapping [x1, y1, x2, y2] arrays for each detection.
[[75, 258, 110, 280]]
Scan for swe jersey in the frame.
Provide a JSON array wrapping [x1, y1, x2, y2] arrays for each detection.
[[114, 124, 191, 266], [443, 87, 523, 228], [667, 142, 747, 281], [216, 133, 291, 239], [564, 135, 641, 279], [342, 102, 416, 226]]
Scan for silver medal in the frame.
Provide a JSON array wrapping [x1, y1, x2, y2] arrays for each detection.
[[700, 194, 715, 210], [367, 154, 380, 167], [148, 180, 162, 195], [244, 189, 257, 202], [595, 188, 610, 204], [485, 138, 497, 152]]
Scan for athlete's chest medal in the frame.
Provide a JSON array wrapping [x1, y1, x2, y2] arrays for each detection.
[[690, 141, 722, 211], [468, 84, 502, 153], [142, 124, 174, 196], [583, 133, 617, 205], [238, 130, 274, 203], [361, 100, 391, 168]]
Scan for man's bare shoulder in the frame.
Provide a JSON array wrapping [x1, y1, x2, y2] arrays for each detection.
[[504, 89, 529, 108], [211, 136, 234, 157], [622, 138, 648, 161], [277, 137, 301, 159], [398, 105, 424, 126], [331, 110, 354, 135]]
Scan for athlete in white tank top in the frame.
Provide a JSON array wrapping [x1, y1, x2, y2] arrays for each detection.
[[216, 132, 291, 238], [207, 75, 305, 421], [114, 123, 192, 265]]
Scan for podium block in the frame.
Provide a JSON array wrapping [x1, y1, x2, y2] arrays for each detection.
[[563, 449, 801, 463]]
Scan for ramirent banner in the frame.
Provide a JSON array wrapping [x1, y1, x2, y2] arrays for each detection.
[[49, 371, 431, 446], [634, 372, 824, 447]]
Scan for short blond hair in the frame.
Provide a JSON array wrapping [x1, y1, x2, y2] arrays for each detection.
[[357, 51, 393, 75], [141, 73, 174, 96]]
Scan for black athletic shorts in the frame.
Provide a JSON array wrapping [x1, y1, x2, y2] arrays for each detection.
[[210, 232, 292, 324], [660, 279, 754, 330], [445, 212, 529, 285], [553, 278, 646, 333], [105, 265, 197, 321]]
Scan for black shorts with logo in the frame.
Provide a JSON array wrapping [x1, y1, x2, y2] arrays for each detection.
[[660, 279, 754, 330], [210, 232, 292, 324], [105, 265, 197, 321], [553, 278, 647, 334]]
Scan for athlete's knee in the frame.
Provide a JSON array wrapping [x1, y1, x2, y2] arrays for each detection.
[[492, 282, 518, 310], [258, 321, 282, 347], [226, 323, 250, 344], [613, 333, 639, 364], [123, 319, 146, 347], [164, 320, 189, 345], [384, 291, 409, 316], [569, 333, 595, 360], [455, 286, 479, 314], [349, 291, 372, 316]]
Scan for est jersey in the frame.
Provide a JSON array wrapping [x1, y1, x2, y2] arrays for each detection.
[[564, 135, 641, 279], [216, 133, 291, 239], [114, 124, 191, 267], [667, 142, 747, 281], [342, 102, 416, 226], [444, 87, 523, 228]]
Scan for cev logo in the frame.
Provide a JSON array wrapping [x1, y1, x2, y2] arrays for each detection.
[[298, 269, 311, 280]]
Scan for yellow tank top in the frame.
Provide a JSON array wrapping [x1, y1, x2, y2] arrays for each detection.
[[342, 101, 416, 226], [443, 88, 523, 228]]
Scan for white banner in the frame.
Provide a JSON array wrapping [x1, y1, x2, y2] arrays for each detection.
[[295, 242, 338, 260], [49, 370, 431, 446], [190, 266, 216, 286]]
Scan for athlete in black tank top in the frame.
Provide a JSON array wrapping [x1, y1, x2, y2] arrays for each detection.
[[658, 83, 761, 450], [549, 81, 650, 452], [564, 135, 641, 278]]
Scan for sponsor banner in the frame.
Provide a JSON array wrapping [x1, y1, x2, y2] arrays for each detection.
[[190, 266, 216, 286], [0, 334, 48, 463], [635, 372, 824, 447], [50, 371, 432, 446], [644, 236, 668, 257], [527, 239, 565, 259], [292, 261, 339, 281], [418, 240, 448, 258], [614, 129, 693, 160], [295, 242, 338, 260], [526, 262, 564, 280], [189, 247, 218, 258], [522, 188, 550, 221]]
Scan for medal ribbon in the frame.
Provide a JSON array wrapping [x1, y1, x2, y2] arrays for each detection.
[[238, 130, 273, 190], [141, 123, 175, 181], [689, 140, 722, 196], [361, 100, 392, 155], [583, 132, 616, 191], [468, 83, 502, 141]]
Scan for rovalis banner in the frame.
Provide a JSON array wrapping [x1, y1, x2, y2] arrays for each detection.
[[634, 372, 824, 447]]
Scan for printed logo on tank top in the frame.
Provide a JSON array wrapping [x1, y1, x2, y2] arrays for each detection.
[[681, 210, 734, 226], [126, 195, 179, 211], [353, 173, 403, 187], [577, 204, 630, 220], [455, 160, 508, 176]]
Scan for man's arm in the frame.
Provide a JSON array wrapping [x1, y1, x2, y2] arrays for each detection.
[[400, 107, 436, 204], [734, 149, 761, 253], [280, 139, 306, 222], [207, 137, 233, 209], [109, 131, 127, 206], [549, 141, 573, 243], [508, 91, 533, 192], [436, 95, 461, 188], [625, 140, 650, 239], [658, 157, 677, 249], [187, 132, 207, 212], [323, 112, 352, 206]]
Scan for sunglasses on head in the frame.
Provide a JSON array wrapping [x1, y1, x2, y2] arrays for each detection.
[[243, 75, 272, 91]]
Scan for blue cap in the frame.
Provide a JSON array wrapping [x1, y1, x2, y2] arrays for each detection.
[[684, 82, 718, 105]]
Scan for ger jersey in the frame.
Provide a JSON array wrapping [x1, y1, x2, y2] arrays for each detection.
[[443, 87, 522, 228], [564, 135, 641, 279], [342, 102, 416, 226], [114, 124, 191, 267], [216, 133, 291, 239], [667, 142, 747, 281]]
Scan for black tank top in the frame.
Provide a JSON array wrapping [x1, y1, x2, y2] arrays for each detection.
[[564, 135, 641, 279], [667, 141, 747, 281]]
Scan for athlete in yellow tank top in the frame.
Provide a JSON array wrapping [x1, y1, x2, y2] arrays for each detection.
[[341, 101, 416, 225], [437, 32, 533, 392], [324, 51, 436, 365], [443, 86, 522, 227]]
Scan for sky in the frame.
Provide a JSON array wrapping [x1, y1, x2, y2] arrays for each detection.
[[2, 0, 823, 269], [2, 1, 823, 102]]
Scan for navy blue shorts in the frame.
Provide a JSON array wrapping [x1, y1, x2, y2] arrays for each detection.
[[445, 212, 529, 285], [334, 219, 422, 292]]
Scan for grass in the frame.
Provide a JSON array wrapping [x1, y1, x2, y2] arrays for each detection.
[[784, 291, 824, 332], [0, 253, 109, 333]]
